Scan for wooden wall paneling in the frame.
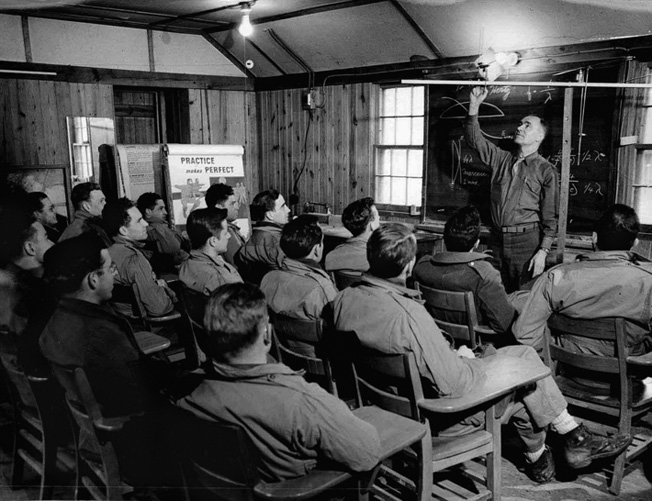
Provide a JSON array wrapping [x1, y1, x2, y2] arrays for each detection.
[[188, 88, 203, 144], [1, 80, 18, 165], [53, 81, 72, 164], [39, 80, 58, 163], [0, 81, 7, 164], [245, 91, 259, 196]]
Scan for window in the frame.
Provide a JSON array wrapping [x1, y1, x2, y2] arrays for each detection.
[[634, 70, 652, 224], [375, 86, 425, 207]]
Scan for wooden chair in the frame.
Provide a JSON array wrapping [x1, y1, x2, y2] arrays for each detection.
[[171, 403, 430, 501], [169, 282, 208, 371], [0, 359, 76, 500], [351, 340, 550, 501], [330, 270, 363, 290], [543, 315, 652, 495], [50, 363, 135, 501], [413, 282, 496, 350], [270, 313, 338, 396]]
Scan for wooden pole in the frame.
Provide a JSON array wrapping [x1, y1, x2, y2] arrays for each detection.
[[558, 88, 573, 263], [401, 79, 652, 89]]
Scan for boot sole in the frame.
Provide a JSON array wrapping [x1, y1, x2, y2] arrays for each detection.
[[567, 436, 633, 469]]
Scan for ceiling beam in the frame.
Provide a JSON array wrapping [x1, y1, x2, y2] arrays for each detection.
[[0, 61, 253, 91], [204, 0, 386, 34], [248, 39, 287, 76], [389, 0, 443, 60], [201, 33, 255, 79], [266, 29, 312, 73], [148, 3, 241, 28]]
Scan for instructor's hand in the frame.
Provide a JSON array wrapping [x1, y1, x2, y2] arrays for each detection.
[[528, 249, 548, 278], [468, 86, 488, 115]]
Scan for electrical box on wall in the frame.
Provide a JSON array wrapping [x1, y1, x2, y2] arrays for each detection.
[[302, 90, 316, 110]]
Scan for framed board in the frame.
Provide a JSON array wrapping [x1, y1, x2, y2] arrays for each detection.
[[114, 144, 162, 200], [165, 144, 251, 237], [425, 66, 618, 233]]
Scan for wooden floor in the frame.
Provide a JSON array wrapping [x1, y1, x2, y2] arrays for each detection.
[[0, 412, 650, 500]]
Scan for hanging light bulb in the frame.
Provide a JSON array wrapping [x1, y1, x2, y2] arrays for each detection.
[[238, 5, 253, 37]]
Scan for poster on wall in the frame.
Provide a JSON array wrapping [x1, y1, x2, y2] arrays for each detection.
[[114, 144, 160, 200], [165, 144, 250, 237]]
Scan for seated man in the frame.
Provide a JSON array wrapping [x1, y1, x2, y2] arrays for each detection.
[[26, 191, 65, 243], [513, 204, 652, 381], [325, 197, 380, 274], [0, 204, 55, 376], [179, 208, 242, 296], [235, 189, 290, 284], [103, 197, 175, 318], [40, 234, 173, 486], [174, 282, 381, 482], [205, 183, 246, 265], [59, 182, 111, 246], [334, 223, 631, 483], [413, 206, 528, 336], [261, 214, 337, 321], [137, 192, 190, 272]]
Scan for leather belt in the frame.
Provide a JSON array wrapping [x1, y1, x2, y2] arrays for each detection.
[[501, 222, 538, 233]]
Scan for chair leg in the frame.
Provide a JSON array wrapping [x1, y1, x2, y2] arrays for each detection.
[[417, 424, 433, 501], [39, 440, 57, 500], [486, 405, 501, 501], [608, 412, 632, 496]]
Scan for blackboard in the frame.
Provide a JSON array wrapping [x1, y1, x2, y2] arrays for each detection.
[[425, 66, 618, 233]]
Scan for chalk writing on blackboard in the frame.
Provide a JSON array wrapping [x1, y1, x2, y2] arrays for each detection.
[[546, 148, 608, 168]]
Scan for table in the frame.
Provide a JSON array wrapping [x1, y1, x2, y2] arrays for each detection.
[[134, 330, 171, 355]]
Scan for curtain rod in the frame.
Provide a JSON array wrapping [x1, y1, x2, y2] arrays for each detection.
[[401, 79, 652, 89]]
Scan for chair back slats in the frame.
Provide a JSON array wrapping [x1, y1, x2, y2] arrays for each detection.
[[414, 283, 481, 349], [277, 343, 327, 377], [352, 348, 423, 421], [549, 344, 621, 374], [331, 270, 363, 290], [110, 284, 140, 319], [273, 315, 322, 344], [548, 315, 623, 341]]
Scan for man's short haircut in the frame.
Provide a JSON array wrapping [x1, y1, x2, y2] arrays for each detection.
[[102, 197, 135, 237], [43, 234, 105, 295], [342, 197, 376, 237], [595, 204, 640, 251], [26, 192, 49, 214], [71, 182, 102, 210], [203, 283, 268, 360], [0, 204, 37, 262], [280, 214, 322, 259], [444, 206, 481, 252], [136, 192, 163, 216], [367, 223, 417, 279], [205, 183, 234, 209], [250, 189, 280, 222], [186, 208, 228, 250], [526, 114, 548, 140]]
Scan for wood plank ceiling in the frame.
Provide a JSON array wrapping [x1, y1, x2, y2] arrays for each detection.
[[3, 0, 652, 81]]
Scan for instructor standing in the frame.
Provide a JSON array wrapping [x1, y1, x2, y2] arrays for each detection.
[[465, 86, 558, 292]]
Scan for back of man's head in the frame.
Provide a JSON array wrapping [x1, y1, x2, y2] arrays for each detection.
[[44, 234, 104, 296], [250, 189, 279, 222], [203, 283, 268, 361], [280, 214, 321, 259], [595, 204, 640, 251], [0, 206, 37, 265], [342, 197, 376, 237], [444, 206, 481, 252], [71, 182, 102, 211], [367, 223, 416, 279], [186, 208, 228, 250], [205, 183, 234, 209], [103, 197, 135, 237], [136, 192, 162, 216]]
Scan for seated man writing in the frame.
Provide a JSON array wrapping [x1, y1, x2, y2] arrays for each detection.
[[179, 208, 242, 296], [174, 282, 381, 482], [334, 223, 631, 483], [413, 206, 528, 337]]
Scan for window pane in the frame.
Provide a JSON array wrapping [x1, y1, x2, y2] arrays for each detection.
[[395, 117, 411, 144], [381, 118, 395, 144], [377, 149, 391, 176], [411, 117, 424, 145], [407, 178, 422, 206], [634, 187, 652, 224], [412, 87, 424, 114], [642, 108, 652, 143], [395, 87, 412, 116], [392, 177, 407, 205], [376, 176, 391, 204], [392, 149, 407, 177], [382, 88, 396, 116], [407, 150, 423, 177]]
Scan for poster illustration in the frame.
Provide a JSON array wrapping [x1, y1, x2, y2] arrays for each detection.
[[166, 144, 250, 237]]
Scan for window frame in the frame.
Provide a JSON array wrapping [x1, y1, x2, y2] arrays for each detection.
[[373, 85, 427, 217]]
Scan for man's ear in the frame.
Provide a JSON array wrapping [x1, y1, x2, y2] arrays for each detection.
[[118, 225, 129, 237], [145, 208, 153, 219], [591, 231, 598, 246], [86, 271, 99, 291], [80, 200, 91, 213], [23, 240, 36, 257]]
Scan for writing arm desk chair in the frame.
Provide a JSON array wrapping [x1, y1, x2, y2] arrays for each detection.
[[270, 313, 338, 396], [543, 315, 652, 495], [352, 347, 550, 501], [173, 403, 429, 501], [414, 282, 497, 350]]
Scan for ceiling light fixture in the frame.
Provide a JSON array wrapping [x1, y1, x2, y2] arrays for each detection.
[[238, 3, 254, 37]]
